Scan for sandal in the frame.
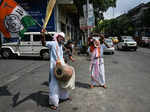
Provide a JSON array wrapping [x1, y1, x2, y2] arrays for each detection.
[[98, 85, 107, 89], [102, 85, 107, 89], [50, 105, 57, 110], [90, 84, 94, 88]]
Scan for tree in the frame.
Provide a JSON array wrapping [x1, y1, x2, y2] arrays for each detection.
[[95, 13, 135, 36], [73, 0, 117, 20]]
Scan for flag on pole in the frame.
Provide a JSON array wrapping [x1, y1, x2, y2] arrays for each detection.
[[43, 0, 56, 30], [0, 0, 36, 38]]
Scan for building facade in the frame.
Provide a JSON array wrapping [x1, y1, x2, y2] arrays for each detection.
[[128, 2, 150, 37]]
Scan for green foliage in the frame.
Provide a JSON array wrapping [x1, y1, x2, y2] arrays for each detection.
[[73, 0, 117, 31], [95, 14, 134, 36], [73, 0, 117, 18]]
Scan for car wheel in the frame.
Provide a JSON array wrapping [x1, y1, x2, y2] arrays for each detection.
[[41, 50, 49, 60], [1, 49, 12, 59]]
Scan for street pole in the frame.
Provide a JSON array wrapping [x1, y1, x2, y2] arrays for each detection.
[[113, 7, 114, 19], [86, 0, 89, 44]]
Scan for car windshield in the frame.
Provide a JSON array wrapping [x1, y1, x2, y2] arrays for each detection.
[[122, 36, 132, 39], [124, 39, 134, 42], [105, 39, 113, 45]]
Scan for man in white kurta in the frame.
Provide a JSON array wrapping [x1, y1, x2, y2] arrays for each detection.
[[41, 32, 75, 110]]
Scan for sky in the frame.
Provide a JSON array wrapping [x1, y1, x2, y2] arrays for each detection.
[[104, 0, 150, 19]]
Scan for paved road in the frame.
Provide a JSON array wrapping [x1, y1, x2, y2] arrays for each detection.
[[0, 47, 150, 112]]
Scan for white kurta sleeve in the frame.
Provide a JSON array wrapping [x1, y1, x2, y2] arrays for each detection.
[[46, 41, 55, 49]]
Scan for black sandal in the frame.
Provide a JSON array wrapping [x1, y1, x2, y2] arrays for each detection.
[[50, 105, 57, 110]]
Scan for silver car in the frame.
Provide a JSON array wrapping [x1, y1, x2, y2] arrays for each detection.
[[104, 39, 115, 54]]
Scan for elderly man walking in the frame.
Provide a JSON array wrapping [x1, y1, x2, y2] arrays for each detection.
[[41, 31, 75, 110]]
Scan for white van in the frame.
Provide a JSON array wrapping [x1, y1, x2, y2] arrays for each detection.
[[0, 32, 55, 59]]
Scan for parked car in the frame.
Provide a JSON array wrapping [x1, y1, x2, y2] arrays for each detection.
[[108, 37, 113, 40], [117, 39, 137, 51], [139, 36, 150, 47], [0, 32, 55, 59], [104, 39, 115, 54], [120, 36, 133, 40]]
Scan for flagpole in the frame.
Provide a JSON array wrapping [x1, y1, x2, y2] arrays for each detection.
[[30, 17, 51, 35]]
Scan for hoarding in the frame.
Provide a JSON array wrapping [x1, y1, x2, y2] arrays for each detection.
[[15, 0, 55, 32], [83, 4, 95, 29]]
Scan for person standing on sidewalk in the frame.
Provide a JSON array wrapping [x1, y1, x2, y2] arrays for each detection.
[[90, 35, 110, 89], [64, 40, 75, 62], [41, 31, 75, 110]]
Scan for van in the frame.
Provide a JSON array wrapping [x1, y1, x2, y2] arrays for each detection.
[[0, 32, 55, 59]]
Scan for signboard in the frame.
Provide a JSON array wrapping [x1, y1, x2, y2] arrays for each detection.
[[79, 17, 86, 30], [83, 4, 95, 29], [15, 0, 55, 32]]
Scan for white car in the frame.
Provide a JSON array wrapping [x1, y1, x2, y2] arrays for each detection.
[[104, 39, 115, 54], [0, 32, 55, 59], [117, 39, 137, 51], [121, 36, 133, 40]]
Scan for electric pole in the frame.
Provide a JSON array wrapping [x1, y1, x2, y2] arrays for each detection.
[[86, 0, 89, 43]]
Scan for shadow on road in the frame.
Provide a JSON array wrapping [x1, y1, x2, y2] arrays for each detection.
[[0, 56, 49, 61], [42, 81, 90, 89], [42, 81, 49, 87], [12, 90, 71, 110], [12, 91, 49, 108], [75, 81, 90, 89], [0, 85, 12, 96], [117, 49, 137, 52]]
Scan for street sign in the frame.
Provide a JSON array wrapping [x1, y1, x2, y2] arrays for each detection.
[[83, 4, 95, 29], [79, 17, 86, 30]]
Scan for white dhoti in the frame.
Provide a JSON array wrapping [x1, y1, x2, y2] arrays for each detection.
[[46, 41, 75, 107], [49, 64, 75, 107], [91, 58, 105, 86]]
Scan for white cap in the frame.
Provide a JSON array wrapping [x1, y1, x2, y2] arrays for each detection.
[[53, 32, 65, 41], [58, 32, 65, 38]]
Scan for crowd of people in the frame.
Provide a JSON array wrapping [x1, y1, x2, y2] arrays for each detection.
[[41, 30, 110, 110]]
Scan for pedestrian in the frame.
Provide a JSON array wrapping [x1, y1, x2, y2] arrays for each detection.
[[90, 34, 110, 89], [64, 40, 75, 62], [41, 30, 75, 110]]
